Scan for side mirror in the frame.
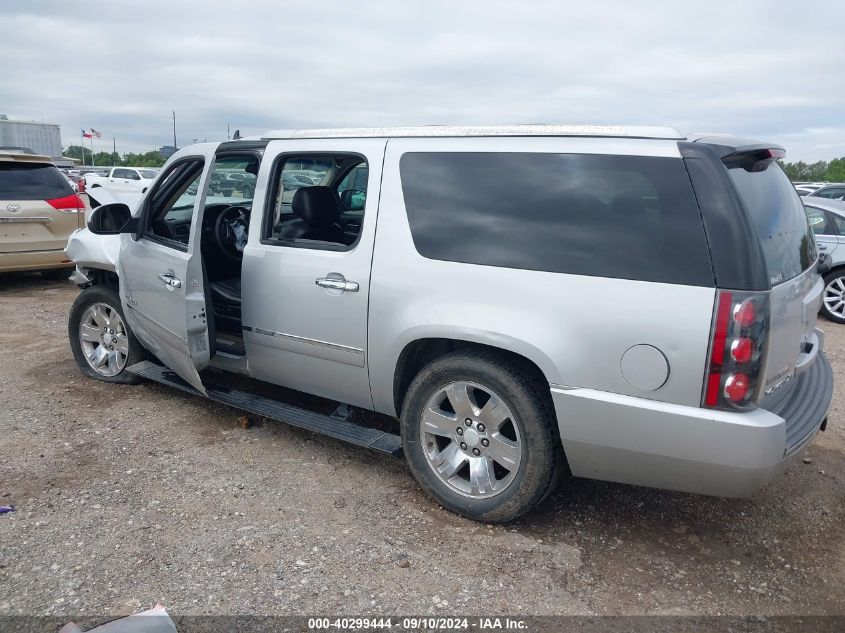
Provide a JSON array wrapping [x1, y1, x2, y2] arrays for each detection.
[[340, 189, 366, 211], [87, 202, 137, 235]]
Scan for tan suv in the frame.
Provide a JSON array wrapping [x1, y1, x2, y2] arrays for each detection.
[[0, 151, 84, 277]]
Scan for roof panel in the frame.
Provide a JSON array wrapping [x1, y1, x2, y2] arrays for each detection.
[[261, 124, 685, 141]]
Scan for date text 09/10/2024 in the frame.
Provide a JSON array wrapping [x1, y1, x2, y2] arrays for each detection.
[[307, 617, 528, 630]]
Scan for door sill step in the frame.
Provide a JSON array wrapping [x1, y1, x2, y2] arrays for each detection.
[[127, 361, 402, 458]]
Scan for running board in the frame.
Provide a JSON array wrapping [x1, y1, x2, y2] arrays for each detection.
[[127, 361, 403, 458]]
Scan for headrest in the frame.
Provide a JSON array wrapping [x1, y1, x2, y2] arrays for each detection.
[[292, 186, 341, 227]]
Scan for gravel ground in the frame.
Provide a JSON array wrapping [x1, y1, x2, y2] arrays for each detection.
[[0, 273, 843, 618]]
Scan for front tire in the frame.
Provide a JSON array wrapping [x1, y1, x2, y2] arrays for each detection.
[[68, 285, 143, 384], [821, 270, 845, 324], [401, 350, 562, 522]]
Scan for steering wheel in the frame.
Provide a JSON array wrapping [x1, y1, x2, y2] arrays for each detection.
[[214, 205, 250, 261]]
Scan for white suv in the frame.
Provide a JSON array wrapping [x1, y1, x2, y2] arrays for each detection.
[[65, 125, 832, 522]]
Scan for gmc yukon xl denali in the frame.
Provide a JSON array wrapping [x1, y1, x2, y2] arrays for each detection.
[[64, 125, 833, 522]]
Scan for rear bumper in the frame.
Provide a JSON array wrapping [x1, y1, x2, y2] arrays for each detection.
[[550, 352, 832, 498], [0, 249, 74, 272]]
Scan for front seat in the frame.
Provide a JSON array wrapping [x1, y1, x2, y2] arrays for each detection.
[[279, 186, 347, 244], [208, 277, 241, 333]]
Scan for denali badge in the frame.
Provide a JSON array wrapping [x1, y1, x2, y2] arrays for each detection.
[[765, 365, 795, 395], [6, 203, 21, 214]]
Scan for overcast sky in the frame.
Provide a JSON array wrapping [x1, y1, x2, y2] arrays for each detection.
[[3, 1, 843, 162]]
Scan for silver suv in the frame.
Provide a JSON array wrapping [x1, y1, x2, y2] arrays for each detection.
[[65, 125, 833, 522]]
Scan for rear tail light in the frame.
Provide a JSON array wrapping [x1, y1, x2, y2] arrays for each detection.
[[703, 290, 769, 410], [47, 194, 84, 214]]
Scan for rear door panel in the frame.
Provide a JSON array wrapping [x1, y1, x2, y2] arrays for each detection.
[[0, 200, 77, 252], [764, 266, 822, 394]]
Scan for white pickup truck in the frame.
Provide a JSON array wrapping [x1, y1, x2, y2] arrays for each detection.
[[83, 167, 158, 207]]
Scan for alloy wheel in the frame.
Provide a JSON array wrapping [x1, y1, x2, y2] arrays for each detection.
[[420, 380, 523, 499], [823, 276, 845, 319], [79, 302, 130, 377]]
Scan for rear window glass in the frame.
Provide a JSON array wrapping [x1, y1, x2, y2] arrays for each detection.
[[399, 152, 714, 286], [0, 162, 74, 200], [728, 164, 815, 285]]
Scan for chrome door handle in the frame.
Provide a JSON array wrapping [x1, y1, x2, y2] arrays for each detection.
[[158, 272, 182, 288], [316, 275, 359, 292]]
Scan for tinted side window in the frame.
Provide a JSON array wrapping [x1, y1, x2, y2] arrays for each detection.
[[399, 152, 714, 286], [815, 188, 845, 200], [0, 163, 73, 200], [337, 164, 368, 210], [804, 206, 830, 235], [833, 214, 845, 235]]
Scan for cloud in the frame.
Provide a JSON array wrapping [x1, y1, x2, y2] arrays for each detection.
[[2, 0, 843, 161]]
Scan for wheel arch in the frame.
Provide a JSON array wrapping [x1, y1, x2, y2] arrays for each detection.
[[75, 266, 119, 289], [824, 262, 845, 278], [391, 335, 558, 418]]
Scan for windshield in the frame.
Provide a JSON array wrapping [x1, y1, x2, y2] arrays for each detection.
[[139, 169, 158, 179], [728, 163, 816, 285]]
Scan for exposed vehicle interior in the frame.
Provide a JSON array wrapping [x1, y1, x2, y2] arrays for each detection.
[[142, 151, 368, 356], [151, 152, 369, 357]]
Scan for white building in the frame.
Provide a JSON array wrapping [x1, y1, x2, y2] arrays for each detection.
[[0, 114, 76, 166]]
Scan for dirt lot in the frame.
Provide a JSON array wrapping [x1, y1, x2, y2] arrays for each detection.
[[0, 273, 843, 618]]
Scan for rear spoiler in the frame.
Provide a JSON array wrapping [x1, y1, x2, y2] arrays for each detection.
[[689, 136, 786, 172]]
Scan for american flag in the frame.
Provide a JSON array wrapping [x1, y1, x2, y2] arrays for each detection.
[[90, 128, 102, 138]]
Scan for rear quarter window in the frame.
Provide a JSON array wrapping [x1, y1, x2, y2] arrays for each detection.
[[0, 162, 74, 201], [399, 152, 714, 286], [727, 164, 815, 285]]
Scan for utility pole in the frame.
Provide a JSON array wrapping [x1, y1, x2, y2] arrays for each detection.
[[113, 137, 116, 165], [172, 110, 177, 150]]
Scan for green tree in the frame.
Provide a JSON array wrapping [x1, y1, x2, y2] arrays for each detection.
[[779, 158, 834, 182], [62, 144, 167, 168], [62, 144, 92, 165], [825, 158, 845, 182], [807, 161, 829, 181], [779, 160, 806, 181]]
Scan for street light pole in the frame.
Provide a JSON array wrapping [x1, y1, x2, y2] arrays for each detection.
[[172, 110, 177, 150]]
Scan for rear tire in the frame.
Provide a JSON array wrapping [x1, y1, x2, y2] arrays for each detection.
[[821, 270, 845, 324], [401, 349, 562, 523], [68, 285, 143, 384]]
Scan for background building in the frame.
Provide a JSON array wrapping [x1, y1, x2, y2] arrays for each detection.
[[0, 114, 77, 166]]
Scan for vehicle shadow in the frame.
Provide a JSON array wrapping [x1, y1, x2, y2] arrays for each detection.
[[0, 270, 72, 291], [500, 441, 844, 571]]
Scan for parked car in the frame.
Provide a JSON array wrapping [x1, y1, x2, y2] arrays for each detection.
[[795, 184, 823, 196], [806, 183, 845, 201], [804, 198, 845, 323], [64, 126, 832, 522], [0, 150, 85, 277], [83, 167, 157, 205]]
